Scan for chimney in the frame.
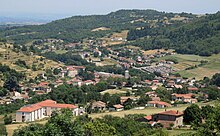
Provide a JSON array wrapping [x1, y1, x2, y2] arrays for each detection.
[[165, 109, 166, 111], [176, 110, 179, 114]]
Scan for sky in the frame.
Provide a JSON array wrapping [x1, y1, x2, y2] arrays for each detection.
[[0, 0, 220, 20]]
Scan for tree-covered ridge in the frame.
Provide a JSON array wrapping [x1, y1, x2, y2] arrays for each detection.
[[127, 12, 220, 56], [0, 10, 195, 44]]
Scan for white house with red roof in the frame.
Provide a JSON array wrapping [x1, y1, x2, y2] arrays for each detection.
[[16, 100, 80, 122], [147, 101, 171, 108], [171, 93, 197, 103]]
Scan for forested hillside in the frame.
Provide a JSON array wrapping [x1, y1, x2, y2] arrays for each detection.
[[0, 10, 194, 44], [127, 12, 220, 56], [0, 10, 219, 56]]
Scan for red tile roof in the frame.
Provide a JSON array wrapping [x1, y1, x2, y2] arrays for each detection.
[[38, 82, 49, 87], [188, 87, 199, 91], [144, 115, 152, 121], [148, 101, 171, 107], [17, 100, 77, 112], [158, 110, 183, 116], [17, 104, 42, 112], [113, 104, 124, 109], [172, 93, 193, 99]]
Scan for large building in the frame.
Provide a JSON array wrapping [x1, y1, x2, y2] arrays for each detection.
[[16, 100, 81, 122]]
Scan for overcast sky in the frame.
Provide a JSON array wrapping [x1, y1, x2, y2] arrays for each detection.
[[0, 0, 220, 18]]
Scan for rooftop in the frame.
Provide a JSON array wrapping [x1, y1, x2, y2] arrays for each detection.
[[17, 99, 77, 113], [158, 110, 183, 116]]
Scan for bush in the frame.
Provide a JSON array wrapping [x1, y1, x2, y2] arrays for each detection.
[[4, 115, 12, 125]]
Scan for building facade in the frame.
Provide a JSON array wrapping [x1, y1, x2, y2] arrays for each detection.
[[16, 100, 80, 122]]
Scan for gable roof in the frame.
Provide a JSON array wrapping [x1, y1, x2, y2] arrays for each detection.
[[92, 101, 106, 107], [158, 110, 183, 116], [17, 99, 77, 113], [113, 104, 124, 109], [17, 104, 42, 112], [144, 115, 152, 121], [172, 93, 193, 99], [148, 101, 171, 107]]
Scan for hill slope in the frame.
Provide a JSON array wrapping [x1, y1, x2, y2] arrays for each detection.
[[0, 10, 195, 44], [127, 12, 220, 56]]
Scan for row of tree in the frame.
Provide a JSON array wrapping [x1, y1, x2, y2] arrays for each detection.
[[13, 109, 169, 136]]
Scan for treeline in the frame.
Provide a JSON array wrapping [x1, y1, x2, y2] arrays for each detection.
[[182, 103, 220, 136], [127, 12, 220, 56], [42, 51, 93, 66], [13, 109, 169, 136]]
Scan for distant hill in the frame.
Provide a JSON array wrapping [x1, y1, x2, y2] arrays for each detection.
[[0, 10, 195, 44], [1, 10, 220, 56]]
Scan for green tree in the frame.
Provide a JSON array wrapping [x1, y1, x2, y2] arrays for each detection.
[[84, 120, 116, 136], [183, 104, 202, 125], [13, 124, 44, 136], [44, 109, 84, 136], [4, 115, 12, 125], [211, 73, 220, 86], [0, 124, 7, 136], [3, 76, 19, 91]]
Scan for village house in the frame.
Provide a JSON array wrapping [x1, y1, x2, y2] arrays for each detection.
[[66, 66, 78, 77], [82, 80, 95, 86], [32, 82, 52, 94], [147, 101, 172, 108], [72, 66, 86, 72], [171, 93, 197, 103], [145, 91, 157, 98], [150, 110, 184, 128], [120, 96, 140, 104], [91, 101, 106, 111], [109, 104, 124, 111], [16, 100, 81, 122], [188, 87, 199, 92]]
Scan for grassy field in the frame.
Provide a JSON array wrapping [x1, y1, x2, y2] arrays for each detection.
[[89, 101, 215, 118], [94, 58, 118, 66], [143, 49, 174, 55], [157, 53, 220, 80], [100, 89, 127, 95], [100, 30, 128, 46], [167, 129, 195, 136]]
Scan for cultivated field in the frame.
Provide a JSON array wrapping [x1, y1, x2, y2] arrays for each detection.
[[157, 53, 220, 80]]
